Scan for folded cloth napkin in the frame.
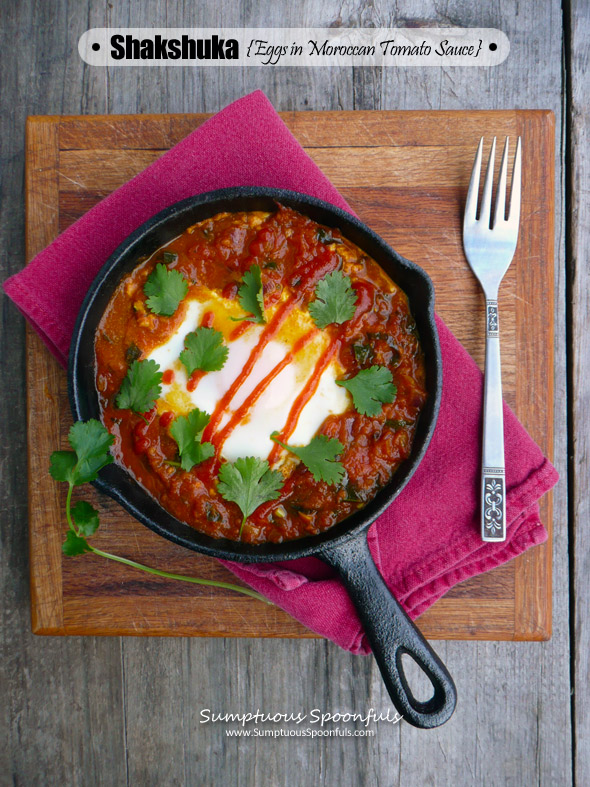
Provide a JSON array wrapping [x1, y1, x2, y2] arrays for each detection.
[[4, 91, 558, 654]]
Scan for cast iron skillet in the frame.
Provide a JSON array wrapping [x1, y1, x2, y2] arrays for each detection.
[[69, 187, 457, 729]]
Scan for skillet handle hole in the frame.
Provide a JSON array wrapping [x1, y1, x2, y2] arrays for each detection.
[[399, 651, 436, 705]]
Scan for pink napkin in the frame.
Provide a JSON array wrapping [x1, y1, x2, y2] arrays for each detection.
[[4, 91, 558, 653]]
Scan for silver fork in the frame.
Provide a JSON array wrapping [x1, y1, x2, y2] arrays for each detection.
[[462, 136, 522, 542]]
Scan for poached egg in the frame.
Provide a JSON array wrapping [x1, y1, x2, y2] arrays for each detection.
[[146, 286, 350, 463]]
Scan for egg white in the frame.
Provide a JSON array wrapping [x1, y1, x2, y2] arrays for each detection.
[[146, 289, 349, 464]]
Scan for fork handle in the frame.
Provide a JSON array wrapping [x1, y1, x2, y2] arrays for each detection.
[[481, 298, 506, 542]]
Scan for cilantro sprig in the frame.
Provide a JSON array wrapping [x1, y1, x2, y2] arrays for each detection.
[[308, 270, 358, 330], [232, 265, 266, 324], [144, 263, 189, 316], [337, 365, 397, 417], [217, 457, 283, 539], [180, 327, 228, 376], [169, 409, 215, 471], [116, 359, 163, 414], [271, 433, 345, 485], [50, 419, 115, 485], [50, 420, 270, 604]]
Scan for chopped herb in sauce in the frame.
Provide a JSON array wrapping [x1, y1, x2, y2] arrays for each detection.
[[317, 227, 343, 245], [125, 343, 142, 365], [352, 343, 374, 366], [205, 505, 222, 522], [385, 418, 411, 431]]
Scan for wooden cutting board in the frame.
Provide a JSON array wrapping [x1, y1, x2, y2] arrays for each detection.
[[26, 109, 554, 640]]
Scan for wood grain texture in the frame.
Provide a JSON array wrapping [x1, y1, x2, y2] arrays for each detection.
[[27, 109, 554, 641], [25, 119, 63, 634], [1, 0, 576, 785]]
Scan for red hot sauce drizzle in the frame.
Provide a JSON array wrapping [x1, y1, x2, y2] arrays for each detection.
[[210, 327, 319, 459], [201, 293, 301, 443], [95, 204, 427, 544]]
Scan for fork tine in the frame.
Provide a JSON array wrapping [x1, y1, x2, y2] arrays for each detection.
[[507, 136, 522, 229], [493, 138, 509, 227], [464, 137, 483, 225], [480, 137, 496, 226]]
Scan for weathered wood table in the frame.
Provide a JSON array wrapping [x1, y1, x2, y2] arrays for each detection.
[[1, 1, 586, 785]]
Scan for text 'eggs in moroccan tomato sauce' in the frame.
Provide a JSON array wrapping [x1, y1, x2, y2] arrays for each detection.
[[95, 205, 427, 544]]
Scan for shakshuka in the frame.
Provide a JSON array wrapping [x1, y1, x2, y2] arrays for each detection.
[[95, 204, 427, 543]]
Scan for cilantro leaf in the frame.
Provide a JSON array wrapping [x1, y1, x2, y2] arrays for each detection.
[[271, 433, 345, 485], [144, 263, 189, 316], [179, 327, 229, 376], [62, 530, 92, 556], [68, 420, 115, 484], [49, 451, 77, 484], [308, 270, 357, 330], [116, 359, 163, 413], [50, 422, 113, 487], [169, 409, 215, 471], [336, 366, 397, 417], [217, 457, 283, 538], [71, 500, 100, 536], [235, 264, 265, 324]]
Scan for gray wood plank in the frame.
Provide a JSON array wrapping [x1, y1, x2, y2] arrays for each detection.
[[0, 0, 573, 785], [568, 1, 590, 785], [372, 1, 572, 783], [0, 2, 128, 786]]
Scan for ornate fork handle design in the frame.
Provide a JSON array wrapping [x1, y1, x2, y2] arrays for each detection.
[[482, 297, 505, 540]]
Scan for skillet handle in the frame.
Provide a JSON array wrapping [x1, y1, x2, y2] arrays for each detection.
[[318, 532, 457, 729]]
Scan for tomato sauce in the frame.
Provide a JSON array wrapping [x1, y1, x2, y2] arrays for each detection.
[[95, 204, 427, 544]]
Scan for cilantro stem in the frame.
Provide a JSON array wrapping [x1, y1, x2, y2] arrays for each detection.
[[87, 546, 271, 604], [65, 483, 75, 531], [63, 463, 270, 606], [229, 315, 257, 323], [238, 515, 247, 540]]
